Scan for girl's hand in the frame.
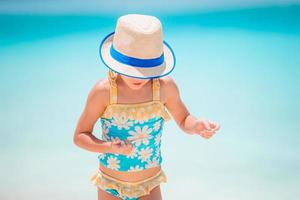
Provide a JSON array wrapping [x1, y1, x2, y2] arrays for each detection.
[[193, 118, 221, 139], [109, 139, 135, 155]]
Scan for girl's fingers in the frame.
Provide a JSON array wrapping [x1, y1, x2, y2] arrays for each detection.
[[209, 121, 217, 129], [123, 143, 130, 149], [202, 119, 211, 130], [121, 141, 133, 150], [120, 143, 134, 155], [200, 129, 215, 137], [208, 121, 220, 132], [203, 130, 215, 138], [125, 140, 133, 148], [196, 121, 220, 138], [112, 140, 121, 145], [200, 132, 210, 138], [125, 139, 132, 145], [211, 123, 220, 132]]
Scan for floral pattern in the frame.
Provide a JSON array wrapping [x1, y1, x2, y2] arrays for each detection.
[[138, 147, 153, 162], [145, 157, 160, 169], [102, 134, 108, 141], [154, 134, 161, 146], [102, 126, 109, 135], [111, 112, 133, 130], [128, 125, 153, 146], [98, 153, 106, 160], [107, 156, 120, 170], [153, 121, 161, 131], [155, 146, 161, 158], [128, 165, 144, 172], [125, 147, 138, 159], [98, 102, 169, 172], [103, 120, 112, 129]]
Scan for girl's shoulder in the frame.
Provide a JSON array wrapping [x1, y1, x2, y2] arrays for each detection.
[[94, 77, 110, 89], [159, 76, 178, 94], [87, 77, 110, 107], [156, 76, 178, 105]]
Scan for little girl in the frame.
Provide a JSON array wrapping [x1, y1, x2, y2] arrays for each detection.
[[73, 14, 220, 200]]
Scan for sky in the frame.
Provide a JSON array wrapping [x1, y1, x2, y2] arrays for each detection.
[[0, 0, 299, 14]]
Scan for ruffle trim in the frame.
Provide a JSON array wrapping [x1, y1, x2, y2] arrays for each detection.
[[100, 101, 171, 122], [90, 169, 167, 198]]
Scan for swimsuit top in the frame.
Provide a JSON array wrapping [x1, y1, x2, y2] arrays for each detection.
[[98, 70, 172, 172]]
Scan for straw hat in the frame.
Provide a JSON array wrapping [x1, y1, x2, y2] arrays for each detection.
[[99, 14, 176, 79]]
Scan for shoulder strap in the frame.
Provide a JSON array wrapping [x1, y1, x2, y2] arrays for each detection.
[[152, 78, 160, 101], [108, 70, 117, 104]]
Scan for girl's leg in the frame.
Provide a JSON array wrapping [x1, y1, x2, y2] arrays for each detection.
[[98, 187, 122, 200], [138, 185, 162, 200]]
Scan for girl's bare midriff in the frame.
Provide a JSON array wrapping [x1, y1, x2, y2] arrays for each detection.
[[99, 163, 161, 182]]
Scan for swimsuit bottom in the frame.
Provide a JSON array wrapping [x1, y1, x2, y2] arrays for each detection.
[[90, 168, 167, 200]]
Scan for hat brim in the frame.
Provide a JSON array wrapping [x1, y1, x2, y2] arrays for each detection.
[[99, 32, 176, 79]]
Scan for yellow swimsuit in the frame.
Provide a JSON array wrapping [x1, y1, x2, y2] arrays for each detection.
[[90, 70, 172, 199]]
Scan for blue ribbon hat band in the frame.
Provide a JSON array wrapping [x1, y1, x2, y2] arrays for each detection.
[[110, 45, 165, 68]]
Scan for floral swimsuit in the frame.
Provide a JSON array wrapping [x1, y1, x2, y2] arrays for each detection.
[[90, 70, 172, 199]]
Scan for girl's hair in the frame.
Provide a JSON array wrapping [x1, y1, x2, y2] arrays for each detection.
[[108, 69, 118, 81]]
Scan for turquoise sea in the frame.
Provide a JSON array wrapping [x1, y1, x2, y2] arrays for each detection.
[[1, 5, 300, 200]]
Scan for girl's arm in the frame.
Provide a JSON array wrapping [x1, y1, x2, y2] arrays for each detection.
[[164, 77, 220, 138], [73, 80, 133, 155], [73, 80, 112, 153]]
